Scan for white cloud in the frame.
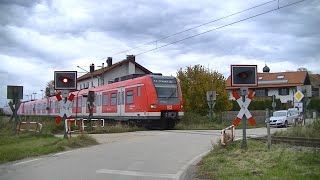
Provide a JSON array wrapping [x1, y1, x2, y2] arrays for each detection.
[[0, 0, 319, 107]]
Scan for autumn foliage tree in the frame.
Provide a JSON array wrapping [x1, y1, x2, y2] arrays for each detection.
[[177, 64, 232, 116]]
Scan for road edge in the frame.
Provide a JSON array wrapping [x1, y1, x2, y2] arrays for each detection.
[[176, 150, 211, 180]]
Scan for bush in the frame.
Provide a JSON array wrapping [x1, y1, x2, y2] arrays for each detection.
[[231, 99, 282, 111], [307, 98, 320, 111], [274, 119, 320, 138]]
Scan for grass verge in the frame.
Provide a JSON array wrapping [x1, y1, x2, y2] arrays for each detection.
[[274, 119, 320, 138], [197, 140, 320, 180], [176, 112, 265, 130], [0, 133, 98, 164]]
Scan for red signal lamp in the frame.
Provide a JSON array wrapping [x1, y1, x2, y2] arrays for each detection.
[[61, 77, 69, 84]]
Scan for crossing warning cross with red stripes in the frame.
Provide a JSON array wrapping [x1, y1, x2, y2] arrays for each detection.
[[55, 93, 75, 124], [232, 90, 256, 126]]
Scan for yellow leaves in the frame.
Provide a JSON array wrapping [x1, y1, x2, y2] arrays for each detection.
[[177, 64, 231, 115]]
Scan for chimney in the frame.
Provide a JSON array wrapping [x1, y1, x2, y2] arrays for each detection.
[[90, 63, 95, 73], [107, 57, 112, 67], [126, 55, 135, 62]]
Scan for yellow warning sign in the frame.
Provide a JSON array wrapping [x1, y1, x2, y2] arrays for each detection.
[[294, 90, 304, 102]]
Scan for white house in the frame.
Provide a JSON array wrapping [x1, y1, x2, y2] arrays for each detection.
[[77, 55, 152, 90], [225, 65, 312, 109]]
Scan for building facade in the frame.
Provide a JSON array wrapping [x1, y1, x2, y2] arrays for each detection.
[[226, 65, 313, 110], [77, 55, 152, 90]]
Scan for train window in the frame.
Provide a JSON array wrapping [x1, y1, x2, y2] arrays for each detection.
[[102, 94, 108, 106], [78, 96, 82, 107], [126, 91, 133, 104], [82, 97, 87, 107], [137, 86, 141, 96], [111, 93, 117, 105]]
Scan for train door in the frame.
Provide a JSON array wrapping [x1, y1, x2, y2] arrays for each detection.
[[96, 92, 102, 117], [117, 87, 125, 117]]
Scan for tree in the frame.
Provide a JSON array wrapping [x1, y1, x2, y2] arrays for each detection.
[[297, 67, 312, 74], [177, 64, 232, 116], [45, 80, 56, 97]]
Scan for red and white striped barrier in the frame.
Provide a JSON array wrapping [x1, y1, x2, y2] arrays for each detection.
[[221, 125, 235, 146], [232, 90, 256, 126], [55, 93, 75, 124]]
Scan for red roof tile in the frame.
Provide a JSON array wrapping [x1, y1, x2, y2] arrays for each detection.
[[226, 71, 309, 89]]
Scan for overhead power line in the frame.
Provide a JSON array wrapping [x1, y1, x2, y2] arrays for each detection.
[[135, 0, 307, 56], [112, 0, 277, 56]]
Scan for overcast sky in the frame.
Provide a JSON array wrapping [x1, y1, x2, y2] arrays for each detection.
[[0, 0, 319, 107]]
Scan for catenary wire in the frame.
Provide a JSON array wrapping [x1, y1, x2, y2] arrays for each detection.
[[135, 0, 307, 56], [111, 0, 277, 56]]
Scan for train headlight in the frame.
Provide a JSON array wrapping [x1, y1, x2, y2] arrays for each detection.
[[150, 104, 157, 109], [181, 105, 184, 109]]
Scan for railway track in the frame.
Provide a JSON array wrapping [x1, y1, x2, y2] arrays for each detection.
[[254, 136, 320, 147]]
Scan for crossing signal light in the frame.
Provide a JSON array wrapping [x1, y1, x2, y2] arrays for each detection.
[[231, 65, 257, 87], [62, 77, 69, 84], [54, 71, 77, 90]]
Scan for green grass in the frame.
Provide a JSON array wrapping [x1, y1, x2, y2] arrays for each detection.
[[0, 133, 98, 164], [197, 140, 320, 180], [176, 112, 265, 130], [274, 119, 320, 138]]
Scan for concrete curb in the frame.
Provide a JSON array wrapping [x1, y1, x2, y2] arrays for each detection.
[[177, 150, 211, 180]]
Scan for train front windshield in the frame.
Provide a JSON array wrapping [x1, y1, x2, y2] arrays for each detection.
[[152, 77, 179, 104]]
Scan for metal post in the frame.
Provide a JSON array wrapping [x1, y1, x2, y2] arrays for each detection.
[[208, 100, 212, 122], [272, 95, 276, 112], [241, 95, 247, 149], [63, 97, 68, 139], [266, 108, 271, 150]]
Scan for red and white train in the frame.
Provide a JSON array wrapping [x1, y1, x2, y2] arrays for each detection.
[[3, 75, 184, 129]]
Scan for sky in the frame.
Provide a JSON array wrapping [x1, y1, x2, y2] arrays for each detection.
[[0, 0, 319, 107]]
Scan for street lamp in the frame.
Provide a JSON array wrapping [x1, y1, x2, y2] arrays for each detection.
[[41, 90, 43, 99]]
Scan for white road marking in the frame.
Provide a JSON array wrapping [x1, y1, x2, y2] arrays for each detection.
[[54, 150, 75, 156], [174, 150, 211, 180], [12, 158, 42, 166], [96, 169, 176, 178]]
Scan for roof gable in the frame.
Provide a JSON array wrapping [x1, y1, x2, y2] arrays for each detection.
[[77, 59, 152, 81]]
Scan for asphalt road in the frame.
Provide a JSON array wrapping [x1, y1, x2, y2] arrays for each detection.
[[0, 127, 283, 180]]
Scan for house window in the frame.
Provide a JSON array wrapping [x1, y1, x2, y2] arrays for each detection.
[[102, 94, 108, 106], [279, 88, 289, 95], [255, 89, 268, 96], [277, 75, 284, 79], [111, 93, 117, 105], [126, 91, 133, 104], [137, 86, 141, 96]]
